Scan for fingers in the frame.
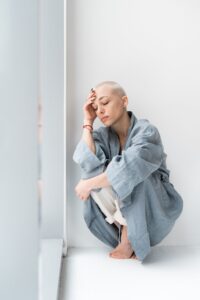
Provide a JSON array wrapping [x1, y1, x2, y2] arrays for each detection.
[[83, 88, 96, 109], [83, 98, 94, 111], [88, 88, 96, 102], [76, 193, 88, 201], [75, 188, 88, 201]]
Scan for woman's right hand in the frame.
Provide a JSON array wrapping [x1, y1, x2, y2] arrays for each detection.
[[83, 89, 97, 124]]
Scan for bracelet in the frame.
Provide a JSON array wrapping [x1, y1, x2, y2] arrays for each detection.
[[83, 126, 93, 132], [83, 124, 93, 131]]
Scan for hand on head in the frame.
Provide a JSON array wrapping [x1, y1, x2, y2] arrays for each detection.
[[83, 88, 97, 124]]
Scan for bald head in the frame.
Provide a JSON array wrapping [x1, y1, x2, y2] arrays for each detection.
[[94, 81, 127, 98]]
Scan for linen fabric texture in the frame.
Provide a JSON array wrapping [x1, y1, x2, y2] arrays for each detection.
[[73, 111, 183, 261]]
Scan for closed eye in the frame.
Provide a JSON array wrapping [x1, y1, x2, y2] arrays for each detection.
[[92, 102, 109, 110]]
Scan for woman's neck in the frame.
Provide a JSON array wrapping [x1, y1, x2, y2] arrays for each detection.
[[111, 111, 131, 140]]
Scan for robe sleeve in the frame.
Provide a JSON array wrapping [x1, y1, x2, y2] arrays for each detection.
[[73, 129, 108, 179], [105, 124, 164, 201]]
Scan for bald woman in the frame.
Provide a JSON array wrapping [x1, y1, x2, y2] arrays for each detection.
[[73, 81, 183, 262]]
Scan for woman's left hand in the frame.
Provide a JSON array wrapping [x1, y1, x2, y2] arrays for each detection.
[[75, 179, 91, 201]]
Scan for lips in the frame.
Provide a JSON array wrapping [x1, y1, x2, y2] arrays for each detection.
[[101, 116, 109, 122]]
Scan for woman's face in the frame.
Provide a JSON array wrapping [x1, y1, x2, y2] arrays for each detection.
[[91, 85, 127, 126]]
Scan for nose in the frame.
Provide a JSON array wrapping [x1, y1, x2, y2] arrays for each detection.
[[96, 105, 105, 115]]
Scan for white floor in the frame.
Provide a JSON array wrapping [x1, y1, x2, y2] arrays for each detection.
[[58, 245, 200, 300], [39, 239, 63, 300]]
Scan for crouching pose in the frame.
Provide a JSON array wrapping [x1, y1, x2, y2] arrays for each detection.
[[73, 81, 183, 262]]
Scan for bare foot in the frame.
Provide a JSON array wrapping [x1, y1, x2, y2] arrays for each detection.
[[109, 225, 137, 259], [109, 241, 135, 259]]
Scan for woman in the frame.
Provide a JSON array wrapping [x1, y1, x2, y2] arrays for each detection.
[[73, 81, 183, 262]]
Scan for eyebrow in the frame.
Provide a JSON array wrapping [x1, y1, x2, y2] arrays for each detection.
[[94, 96, 109, 103], [99, 96, 108, 101]]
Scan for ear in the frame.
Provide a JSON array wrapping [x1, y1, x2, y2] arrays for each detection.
[[122, 96, 128, 108]]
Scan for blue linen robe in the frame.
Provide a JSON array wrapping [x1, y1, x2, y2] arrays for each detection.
[[73, 111, 183, 261]]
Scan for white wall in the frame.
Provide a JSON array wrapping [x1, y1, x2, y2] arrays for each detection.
[[0, 1, 39, 299], [67, 0, 200, 247]]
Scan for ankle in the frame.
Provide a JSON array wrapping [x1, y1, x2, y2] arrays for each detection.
[[121, 239, 131, 246]]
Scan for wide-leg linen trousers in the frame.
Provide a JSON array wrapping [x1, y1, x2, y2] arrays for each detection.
[[90, 186, 127, 228]]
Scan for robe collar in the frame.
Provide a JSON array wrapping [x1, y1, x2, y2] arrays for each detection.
[[108, 110, 137, 155]]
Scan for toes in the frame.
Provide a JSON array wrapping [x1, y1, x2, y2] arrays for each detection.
[[109, 251, 120, 258], [110, 251, 135, 259], [110, 252, 129, 259], [110, 250, 119, 257], [109, 250, 117, 256], [109, 247, 136, 260], [110, 254, 121, 259]]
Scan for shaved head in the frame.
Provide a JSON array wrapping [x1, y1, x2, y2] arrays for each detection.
[[94, 81, 127, 98], [89, 80, 129, 127]]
